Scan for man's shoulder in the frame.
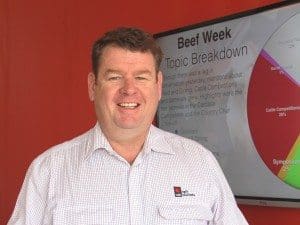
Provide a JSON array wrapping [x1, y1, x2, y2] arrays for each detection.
[[151, 126, 219, 177], [151, 126, 212, 157], [32, 126, 94, 166]]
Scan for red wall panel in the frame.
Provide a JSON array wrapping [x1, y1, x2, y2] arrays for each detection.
[[1, 0, 299, 224]]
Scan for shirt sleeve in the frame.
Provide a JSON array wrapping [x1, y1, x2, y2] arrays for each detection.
[[206, 151, 249, 225], [8, 154, 52, 225]]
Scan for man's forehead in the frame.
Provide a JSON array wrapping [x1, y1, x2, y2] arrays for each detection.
[[99, 46, 156, 68]]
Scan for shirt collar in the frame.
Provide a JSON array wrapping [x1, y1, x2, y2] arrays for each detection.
[[84, 123, 112, 160], [142, 125, 175, 155], [85, 123, 175, 160]]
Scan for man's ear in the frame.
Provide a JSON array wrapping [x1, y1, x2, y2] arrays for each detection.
[[88, 73, 96, 101]]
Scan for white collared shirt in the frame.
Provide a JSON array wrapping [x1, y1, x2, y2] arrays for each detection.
[[8, 124, 248, 225]]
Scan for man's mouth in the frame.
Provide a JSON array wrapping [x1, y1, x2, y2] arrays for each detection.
[[117, 102, 140, 109]]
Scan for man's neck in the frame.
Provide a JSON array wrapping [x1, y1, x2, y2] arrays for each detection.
[[101, 126, 150, 164]]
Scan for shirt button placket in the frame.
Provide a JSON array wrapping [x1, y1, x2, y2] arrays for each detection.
[[128, 164, 143, 225]]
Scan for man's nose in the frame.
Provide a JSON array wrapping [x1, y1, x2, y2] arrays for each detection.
[[120, 78, 137, 95]]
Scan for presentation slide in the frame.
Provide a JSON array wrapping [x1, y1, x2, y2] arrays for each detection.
[[156, 2, 300, 207]]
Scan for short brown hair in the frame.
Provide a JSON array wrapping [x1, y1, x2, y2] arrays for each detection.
[[91, 27, 163, 76]]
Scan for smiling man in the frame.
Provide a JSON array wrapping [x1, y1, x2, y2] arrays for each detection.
[[88, 42, 162, 164], [9, 27, 248, 225]]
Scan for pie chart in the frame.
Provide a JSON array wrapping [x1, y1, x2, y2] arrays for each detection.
[[247, 13, 300, 189]]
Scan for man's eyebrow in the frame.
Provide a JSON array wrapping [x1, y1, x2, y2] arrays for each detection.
[[103, 69, 153, 77], [133, 70, 152, 76], [104, 69, 123, 75]]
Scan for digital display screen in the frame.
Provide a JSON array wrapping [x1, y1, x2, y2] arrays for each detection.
[[156, 1, 300, 207]]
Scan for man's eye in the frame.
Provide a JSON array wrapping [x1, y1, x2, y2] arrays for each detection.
[[108, 76, 121, 81], [136, 76, 147, 80]]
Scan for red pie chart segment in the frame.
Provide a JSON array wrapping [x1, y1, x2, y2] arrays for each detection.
[[247, 49, 300, 188]]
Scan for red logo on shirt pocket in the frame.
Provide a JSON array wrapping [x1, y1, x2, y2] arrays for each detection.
[[173, 186, 182, 197], [173, 186, 195, 197]]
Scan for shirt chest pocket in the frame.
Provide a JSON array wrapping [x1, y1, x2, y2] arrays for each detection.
[[158, 205, 213, 225], [53, 204, 115, 225]]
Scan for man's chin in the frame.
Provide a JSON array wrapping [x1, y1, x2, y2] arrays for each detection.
[[117, 124, 141, 130], [116, 122, 149, 131]]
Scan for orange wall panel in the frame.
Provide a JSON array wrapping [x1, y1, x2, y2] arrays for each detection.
[[1, 0, 300, 224]]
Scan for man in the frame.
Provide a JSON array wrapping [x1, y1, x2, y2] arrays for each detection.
[[9, 27, 248, 224]]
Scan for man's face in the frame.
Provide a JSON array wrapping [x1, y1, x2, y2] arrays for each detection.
[[88, 46, 162, 136]]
